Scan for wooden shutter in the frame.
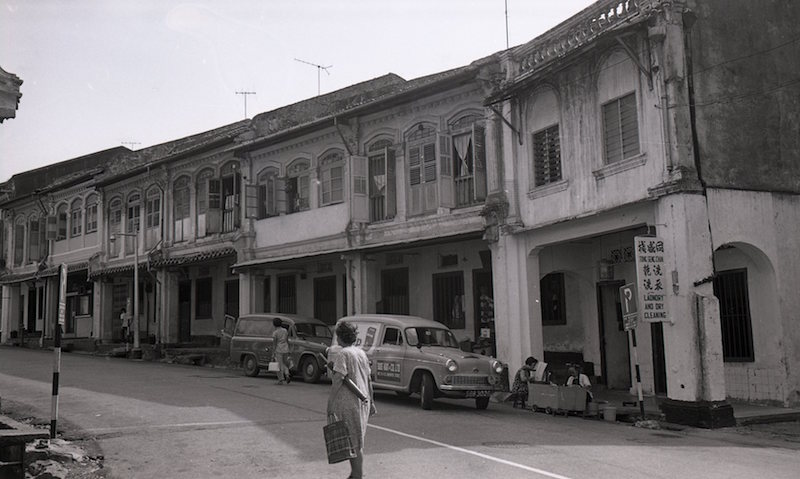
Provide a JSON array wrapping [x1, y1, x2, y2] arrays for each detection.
[[438, 133, 454, 208], [38, 218, 47, 259], [245, 184, 259, 219], [276, 176, 287, 215], [58, 211, 67, 240], [206, 178, 221, 233], [350, 155, 369, 223], [422, 142, 438, 212], [619, 93, 640, 159], [386, 148, 396, 218], [473, 124, 487, 201], [408, 146, 423, 216], [46, 215, 58, 241]]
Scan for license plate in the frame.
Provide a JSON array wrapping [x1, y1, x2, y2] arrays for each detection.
[[466, 390, 492, 398]]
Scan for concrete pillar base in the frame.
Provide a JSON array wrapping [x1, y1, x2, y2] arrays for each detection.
[[659, 398, 736, 429]]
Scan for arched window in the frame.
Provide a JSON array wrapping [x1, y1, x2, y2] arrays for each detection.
[[108, 197, 122, 257], [598, 49, 640, 164], [448, 112, 487, 206], [196, 168, 215, 237], [56, 203, 68, 241], [406, 123, 438, 215], [173, 176, 190, 242], [126, 193, 140, 254], [286, 159, 310, 213], [367, 138, 396, 221], [85, 193, 98, 233], [28, 215, 41, 262], [319, 150, 344, 206], [70, 198, 83, 237], [14, 218, 25, 266], [527, 89, 562, 188], [256, 167, 279, 219]]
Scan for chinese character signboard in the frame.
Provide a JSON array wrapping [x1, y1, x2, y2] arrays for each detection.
[[58, 264, 68, 326], [634, 236, 668, 322]]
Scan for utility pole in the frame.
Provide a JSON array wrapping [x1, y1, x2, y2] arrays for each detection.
[[294, 58, 332, 96], [235, 91, 256, 119]]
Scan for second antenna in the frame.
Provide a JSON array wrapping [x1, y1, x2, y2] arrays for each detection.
[[295, 58, 332, 96]]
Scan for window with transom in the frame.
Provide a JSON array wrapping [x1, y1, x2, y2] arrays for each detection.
[[196, 168, 215, 237], [70, 198, 83, 237], [286, 159, 310, 214], [320, 150, 344, 206], [56, 204, 68, 241], [85, 193, 98, 233], [255, 167, 279, 219], [14, 219, 25, 266], [126, 193, 140, 254], [368, 139, 396, 222], [173, 176, 190, 242], [407, 124, 438, 215], [449, 113, 487, 207], [598, 50, 641, 165]]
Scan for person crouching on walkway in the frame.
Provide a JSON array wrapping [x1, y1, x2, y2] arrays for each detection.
[[271, 318, 291, 384], [510, 356, 538, 408], [327, 322, 376, 479]]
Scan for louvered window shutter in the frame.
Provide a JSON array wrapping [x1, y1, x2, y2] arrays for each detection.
[[619, 93, 640, 159], [206, 178, 221, 233], [386, 148, 396, 219], [245, 184, 259, 219], [473, 124, 487, 200], [350, 155, 369, 223], [423, 142, 438, 211], [276, 176, 288, 215], [438, 133, 454, 208]]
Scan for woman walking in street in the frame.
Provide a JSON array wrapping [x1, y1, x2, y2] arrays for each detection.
[[327, 322, 376, 479], [271, 318, 291, 384]]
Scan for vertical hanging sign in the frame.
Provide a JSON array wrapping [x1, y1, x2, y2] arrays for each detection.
[[52, 263, 68, 438], [634, 236, 668, 322]]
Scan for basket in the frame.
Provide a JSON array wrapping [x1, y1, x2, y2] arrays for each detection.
[[323, 415, 357, 464]]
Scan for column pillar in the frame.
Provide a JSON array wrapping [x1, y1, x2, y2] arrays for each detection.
[[239, 271, 253, 316], [657, 193, 734, 428]]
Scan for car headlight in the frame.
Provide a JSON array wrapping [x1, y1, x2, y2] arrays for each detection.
[[446, 359, 458, 372], [491, 360, 503, 374]]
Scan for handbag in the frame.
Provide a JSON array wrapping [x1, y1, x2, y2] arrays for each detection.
[[323, 414, 357, 464], [267, 361, 280, 372]]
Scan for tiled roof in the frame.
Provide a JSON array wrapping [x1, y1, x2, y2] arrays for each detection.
[[0, 261, 88, 284], [88, 247, 237, 279]]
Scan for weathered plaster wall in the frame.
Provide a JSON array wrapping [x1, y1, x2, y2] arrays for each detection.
[[689, 0, 800, 193]]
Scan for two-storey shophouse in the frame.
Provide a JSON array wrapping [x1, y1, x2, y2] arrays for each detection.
[[484, 0, 800, 426]]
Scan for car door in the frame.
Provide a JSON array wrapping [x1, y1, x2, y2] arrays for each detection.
[[220, 314, 236, 352], [372, 326, 406, 389]]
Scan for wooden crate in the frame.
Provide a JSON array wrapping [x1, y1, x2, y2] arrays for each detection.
[[559, 386, 588, 413], [529, 383, 559, 412]]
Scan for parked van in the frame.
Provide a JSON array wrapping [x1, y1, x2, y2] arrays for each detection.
[[331, 314, 507, 409], [225, 314, 332, 383]]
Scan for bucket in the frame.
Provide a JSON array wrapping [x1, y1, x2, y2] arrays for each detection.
[[603, 406, 617, 422]]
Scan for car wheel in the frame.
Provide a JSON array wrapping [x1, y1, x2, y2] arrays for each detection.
[[243, 355, 260, 377], [301, 357, 322, 383], [420, 373, 434, 410], [476, 396, 490, 410]]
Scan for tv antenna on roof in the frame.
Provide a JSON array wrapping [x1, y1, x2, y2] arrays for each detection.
[[294, 58, 332, 96], [235, 91, 257, 119]]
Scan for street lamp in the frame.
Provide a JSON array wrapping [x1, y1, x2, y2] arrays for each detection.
[[110, 232, 141, 359]]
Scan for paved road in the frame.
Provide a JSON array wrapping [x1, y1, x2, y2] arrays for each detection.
[[1, 346, 798, 479]]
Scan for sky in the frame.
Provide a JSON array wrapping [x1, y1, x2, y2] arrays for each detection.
[[0, 0, 596, 183]]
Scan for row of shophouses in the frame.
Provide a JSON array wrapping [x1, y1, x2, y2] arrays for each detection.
[[1, 0, 799, 427]]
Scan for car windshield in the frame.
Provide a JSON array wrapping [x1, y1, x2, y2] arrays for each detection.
[[405, 327, 460, 348], [295, 323, 333, 339]]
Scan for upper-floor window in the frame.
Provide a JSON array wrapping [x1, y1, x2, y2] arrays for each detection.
[[14, 219, 25, 266], [220, 161, 241, 232], [255, 167, 279, 219], [286, 159, 310, 214], [173, 176, 190, 243], [527, 88, 562, 188], [598, 49, 640, 165], [602, 93, 639, 164], [126, 193, 141, 253], [533, 125, 561, 186], [196, 168, 215, 237], [56, 204, 68, 241], [28, 216, 41, 262], [108, 197, 122, 256], [85, 193, 98, 233], [407, 123, 438, 215], [70, 198, 83, 237], [145, 187, 161, 229], [449, 113, 487, 207], [319, 150, 344, 206], [368, 139, 396, 222]]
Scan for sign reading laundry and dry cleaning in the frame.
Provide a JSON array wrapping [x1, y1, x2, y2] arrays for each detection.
[[634, 236, 668, 322]]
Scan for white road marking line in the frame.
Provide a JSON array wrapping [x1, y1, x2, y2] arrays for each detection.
[[369, 424, 575, 479], [85, 420, 255, 433]]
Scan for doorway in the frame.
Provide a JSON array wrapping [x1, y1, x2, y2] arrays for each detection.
[[224, 279, 239, 319], [597, 281, 631, 389], [380, 268, 409, 314], [314, 276, 338, 325], [178, 280, 191, 343], [651, 322, 667, 394]]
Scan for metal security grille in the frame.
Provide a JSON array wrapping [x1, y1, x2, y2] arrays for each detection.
[[451, 375, 489, 386], [713, 269, 754, 362], [277, 275, 297, 314], [433, 272, 465, 329]]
